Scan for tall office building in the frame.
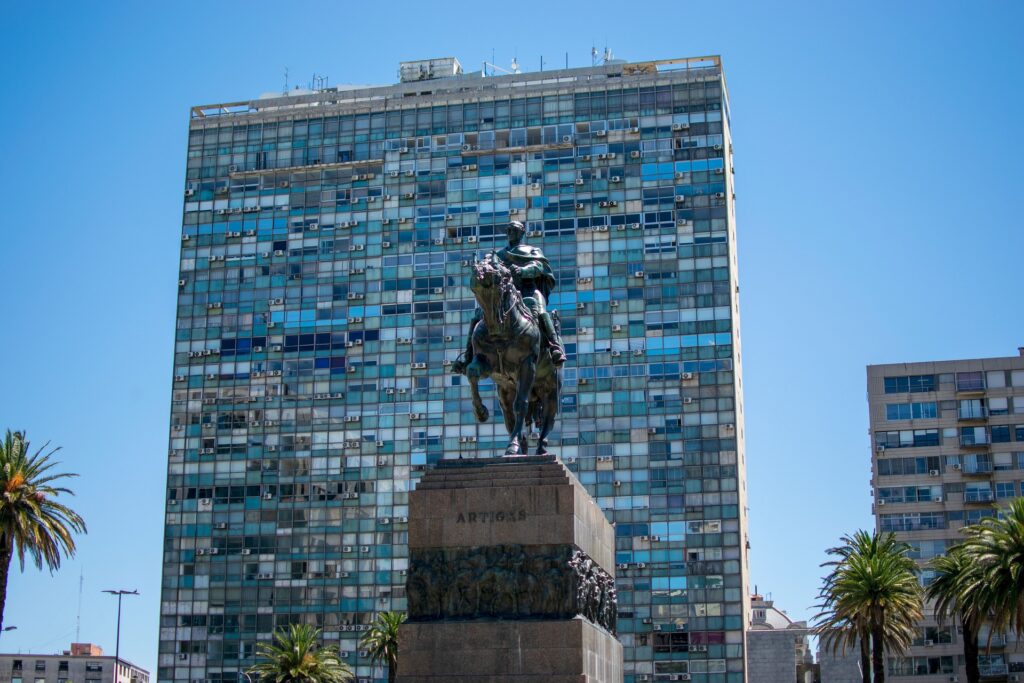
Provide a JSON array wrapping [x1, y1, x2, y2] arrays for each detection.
[[163, 55, 747, 683], [868, 350, 1024, 680]]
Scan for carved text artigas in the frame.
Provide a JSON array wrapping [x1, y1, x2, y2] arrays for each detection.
[[455, 510, 527, 524]]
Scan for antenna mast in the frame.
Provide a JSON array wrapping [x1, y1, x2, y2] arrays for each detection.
[[75, 567, 83, 641]]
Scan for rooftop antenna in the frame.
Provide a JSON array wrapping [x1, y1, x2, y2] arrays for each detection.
[[603, 46, 613, 64], [283, 67, 289, 95], [565, 52, 569, 69], [540, 55, 545, 72], [591, 45, 598, 67], [511, 56, 520, 74], [75, 567, 83, 641]]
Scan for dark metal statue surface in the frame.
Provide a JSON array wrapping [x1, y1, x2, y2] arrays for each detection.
[[452, 222, 564, 456]]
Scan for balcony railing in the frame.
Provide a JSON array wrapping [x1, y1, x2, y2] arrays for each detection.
[[959, 408, 989, 420], [965, 490, 995, 503], [979, 664, 1008, 677], [961, 437, 990, 447]]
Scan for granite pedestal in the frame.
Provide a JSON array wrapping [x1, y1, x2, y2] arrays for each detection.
[[396, 455, 623, 683]]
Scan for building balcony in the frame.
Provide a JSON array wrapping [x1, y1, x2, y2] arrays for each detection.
[[959, 409, 989, 422], [965, 491, 995, 504], [961, 463, 994, 476], [979, 665, 1008, 678], [960, 438, 990, 448]]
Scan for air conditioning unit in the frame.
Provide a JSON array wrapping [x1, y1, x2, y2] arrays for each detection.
[[580, 155, 591, 161], [715, 192, 726, 199], [174, 374, 186, 382], [672, 123, 690, 131], [924, 639, 934, 647], [228, 165, 238, 172], [178, 654, 188, 660], [630, 151, 641, 159], [467, 235, 478, 243], [575, 203, 584, 210], [681, 372, 694, 380], [610, 350, 621, 357], [714, 144, 723, 151], [240, 548, 251, 555], [258, 572, 273, 579], [595, 130, 607, 137], [683, 397, 693, 404], [611, 176, 621, 183], [344, 416, 360, 422], [674, 195, 686, 204], [263, 492, 273, 499], [612, 325, 622, 332], [610, 300, 619, 307], [633, 271, 645, 278], [878, 500, 886, 506], [934, 496, 943, 503], [412, 362, 427, 369], [953, 463, 962, 471]]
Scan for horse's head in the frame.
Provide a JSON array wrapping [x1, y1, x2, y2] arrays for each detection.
[[470, 254, 509, 295]]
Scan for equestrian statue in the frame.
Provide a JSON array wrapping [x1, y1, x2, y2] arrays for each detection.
[[451, 221, 566, 456]]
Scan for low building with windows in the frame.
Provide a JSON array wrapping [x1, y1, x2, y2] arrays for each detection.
[[868, 349, 1024, 681], [0, 643, 149, 683], [746, 592, 816, 683]]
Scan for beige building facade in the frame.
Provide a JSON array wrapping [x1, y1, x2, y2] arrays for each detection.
[[867, 349, 1024, 681], [0, 644, 149, 683]]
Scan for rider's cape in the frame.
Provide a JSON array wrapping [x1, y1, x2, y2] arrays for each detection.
[[495, 245, 556, 299]]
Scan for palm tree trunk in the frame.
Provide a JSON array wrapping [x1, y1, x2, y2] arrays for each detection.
[[872, 626, 886, 683], [0, 534, 12, 634], [388, 663, 397, 683], [859, 636, 871, 683], [963, 621, 980, 683]]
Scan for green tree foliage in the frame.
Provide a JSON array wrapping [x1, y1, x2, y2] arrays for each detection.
[[248, 624, 352, 683], [814, 530, 923, 683], [360, 611, 406, 683], [0, 430, 86, 633], [926, 547, 988, 683]]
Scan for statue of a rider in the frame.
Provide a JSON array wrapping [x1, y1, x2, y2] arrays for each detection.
[[453, 221, 567, 374]]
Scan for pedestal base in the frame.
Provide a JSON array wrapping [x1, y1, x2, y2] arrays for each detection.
[[396, 618, 622, 683]]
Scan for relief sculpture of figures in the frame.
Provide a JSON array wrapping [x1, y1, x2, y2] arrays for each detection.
[[452, 221, 564, 456]]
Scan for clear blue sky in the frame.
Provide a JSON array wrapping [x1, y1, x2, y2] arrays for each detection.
[[1, 0, 1022, 670]]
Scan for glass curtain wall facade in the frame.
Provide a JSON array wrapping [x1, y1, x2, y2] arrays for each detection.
[[161, 55, 749, 683]]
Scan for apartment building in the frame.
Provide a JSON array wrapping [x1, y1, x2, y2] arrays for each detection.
[[868, 349, 1024, 680], [0, 643, 149, 683]]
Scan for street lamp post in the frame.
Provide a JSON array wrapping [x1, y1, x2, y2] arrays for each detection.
[[103, 590, 139, 683]]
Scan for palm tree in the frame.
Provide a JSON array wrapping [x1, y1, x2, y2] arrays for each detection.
[[248, 623, 352, 683], [360, 611, 406, 683], [814, 530, 923, 683], [0, 430, 86, 633], [926, 546, 988, 683], [960, 498, 1024, 640]]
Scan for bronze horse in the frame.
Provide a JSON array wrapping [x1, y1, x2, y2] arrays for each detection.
[[465, 254, 562, 456]]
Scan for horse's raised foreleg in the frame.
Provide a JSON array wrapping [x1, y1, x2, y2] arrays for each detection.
[[505, 357, 537, 456], [469, 372, 489, 423]]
